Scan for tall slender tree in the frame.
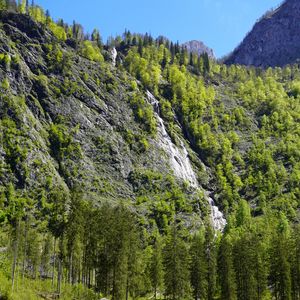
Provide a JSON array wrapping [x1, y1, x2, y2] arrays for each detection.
[[163, 222, 191, 300], [150, 233, 164, 299], [190, 228, 208, 300]]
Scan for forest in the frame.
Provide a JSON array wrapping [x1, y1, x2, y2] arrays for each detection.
[[0, 0, 300, 299]]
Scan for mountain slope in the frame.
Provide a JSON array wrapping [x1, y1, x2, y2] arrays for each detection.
[[0, 10, 215, 230], [1, 4, 300, 300], [225, 0, 300, 67]]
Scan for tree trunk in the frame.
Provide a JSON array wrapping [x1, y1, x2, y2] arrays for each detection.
[[69, 252, 73, 284], [22, 217, 28, 283], [11, 219, 20, 291], [52, 238, 56, 289], [57, 258, 62, 295]]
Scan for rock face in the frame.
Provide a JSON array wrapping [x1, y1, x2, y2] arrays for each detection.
[[226, 0, 300, 67], [183, 40, 215, 59]]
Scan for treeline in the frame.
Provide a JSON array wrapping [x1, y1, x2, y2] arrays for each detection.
[[1, 190, 300, 300]]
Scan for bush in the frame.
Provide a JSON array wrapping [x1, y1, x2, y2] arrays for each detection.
[[80, 41, 104, 63], [1, 78, 9, 90], [0, 53, 11, 70]]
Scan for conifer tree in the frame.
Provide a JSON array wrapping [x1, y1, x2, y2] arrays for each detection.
[[91, 28, 102, 48], [150, 233, 164, 299], [163, 222, 191, 300], [270, 214, 292, 300], [18, 0, 26, 13], [190, 228, 208, 300], [291, 225, 300, 300], [218, 234, 237, 300], [205, 224, 218, 300]]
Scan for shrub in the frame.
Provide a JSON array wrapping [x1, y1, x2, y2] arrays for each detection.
[[80, 41, 104, 63]]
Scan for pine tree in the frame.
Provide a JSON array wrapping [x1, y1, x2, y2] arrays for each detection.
[[190, 228, 208, 300], [66, 191, 85, 285], [126, 225, 144, 300], [91, 28, 102, 48], [291, 225, 300, 300], [205, 225, 218, 300], [41, 234, 53, 279], [163, 222, 191, 300], [233, 230, 257, 300], [270, 214, 292, 300], [218, 235, 237, 300], [18, 0, 26, 13], [6, 0, 17, 11], [150, 234, 164, 299]]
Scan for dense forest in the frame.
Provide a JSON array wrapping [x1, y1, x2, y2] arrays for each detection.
[[0, 0, 300, 299]]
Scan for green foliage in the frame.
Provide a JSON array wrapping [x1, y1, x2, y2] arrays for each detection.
[[163, 223, 191, 300], [1, 78, 10, 90], [44, 43, 71, 74], [80, 40, 104, 63], [0, 8, 299, 300], [129, 92, 157, 135], [0, 53, 11, 70], [190, 228, 208, 300], [18, 0, 26, 14], [48, 122, 81, 162], [48, 22, 67, 41], [0, 0, 7, 10], [0, 117, 29, 187]]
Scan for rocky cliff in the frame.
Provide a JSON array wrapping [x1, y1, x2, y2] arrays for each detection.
[[225, 0, 300, 67]]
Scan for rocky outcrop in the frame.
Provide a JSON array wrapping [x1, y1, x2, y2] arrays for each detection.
[[183, 40, 215, 59], [225, 0, 300, 67]]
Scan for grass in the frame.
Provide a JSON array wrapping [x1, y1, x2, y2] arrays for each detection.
[[0, 271, 100, 300]]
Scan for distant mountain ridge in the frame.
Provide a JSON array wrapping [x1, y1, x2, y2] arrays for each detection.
[[183, 40, 215, 59], [225, 0, 300, 67]]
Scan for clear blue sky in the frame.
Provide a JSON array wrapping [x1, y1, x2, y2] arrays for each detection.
[[35, 0, 282, 58]]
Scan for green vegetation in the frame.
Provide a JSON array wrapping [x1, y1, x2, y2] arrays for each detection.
[[0, 2, 299, 300], [80, 40, 104, 63]]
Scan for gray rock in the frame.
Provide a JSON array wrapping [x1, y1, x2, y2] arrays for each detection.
[[183, 40, 215, 59], [225, 0, 300, 67]]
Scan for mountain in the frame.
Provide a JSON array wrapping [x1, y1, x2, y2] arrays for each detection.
[[225, 0, 300, 67], [183, 40, 215, 58], [1, 3, 300, 300], [0, 10, 218, 228]]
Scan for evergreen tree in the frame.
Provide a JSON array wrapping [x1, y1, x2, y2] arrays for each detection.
[[6, 0, 17, 10], [205, 225, 218, 300], [190, 228, 208, 300], [163, 222, 191, 300], [65, 191, 85, 285], [270, 214, 292, 300], [219, 235, 237, 300], [126, 225, 144, 300], [18, 0, 26, 13], [150, 234, 164, 299], [291, 225, 300, 300], [91, 28, 102, 48], [233, 230, 258, 300]]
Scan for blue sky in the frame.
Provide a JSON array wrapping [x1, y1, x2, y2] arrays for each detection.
[[35, 0, 282, 58]]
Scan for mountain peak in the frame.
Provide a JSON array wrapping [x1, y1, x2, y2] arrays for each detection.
[[183, 40, 215, 59], [225, 0, 300, 67]]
